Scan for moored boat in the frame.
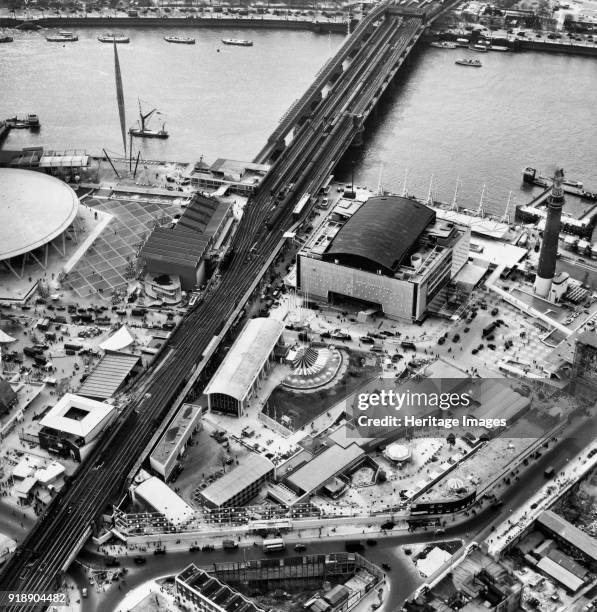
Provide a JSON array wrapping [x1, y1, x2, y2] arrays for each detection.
[[98, 33, 130, 43], [129, 100, 169, 139], [46, 30, 78, 42], [221, 38, 253, 46], [455, 58, 482, 67], [0, 35, 13, 43], [469, 44, 488, 52], [164, 36, 195, 44], [430, 41, 457, 49], [5, 114, 40, 129]]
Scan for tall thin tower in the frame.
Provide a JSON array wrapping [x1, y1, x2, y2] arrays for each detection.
[[534, 168, 565, 298], [113, 39, 127, 156]]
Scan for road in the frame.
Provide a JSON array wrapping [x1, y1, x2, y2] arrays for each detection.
[[76, 415, 595, 612], [0, 5, 426, 605]]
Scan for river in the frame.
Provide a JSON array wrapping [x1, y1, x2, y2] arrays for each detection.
[[0, 27, 342, 161], [2, 29, 596, 216]]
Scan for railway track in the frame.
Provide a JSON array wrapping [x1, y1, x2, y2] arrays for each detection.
[[0, 9, 424, 607]]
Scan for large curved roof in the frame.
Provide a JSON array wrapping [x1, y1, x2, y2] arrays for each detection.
[[0, 169, 79, 261], [204, 318, 285, 402], [323, 196, 435, 274]]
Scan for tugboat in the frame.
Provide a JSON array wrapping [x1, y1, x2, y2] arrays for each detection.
[[98, 33, 130, 43], [164, 35, 195, 44], [430, 41, 457, 48], [46, 30, 78, 42], [129, 100, 169, 139], [221, 38, 253, 46], [455, 58, 482, 67]]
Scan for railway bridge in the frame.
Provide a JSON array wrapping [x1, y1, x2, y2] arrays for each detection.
[[0, 1, 456, 606], [254, 2, 429, 163]]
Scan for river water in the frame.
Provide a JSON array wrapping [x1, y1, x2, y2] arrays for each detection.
[[0, 27, 342, 161], [2, 29, 596, 216]]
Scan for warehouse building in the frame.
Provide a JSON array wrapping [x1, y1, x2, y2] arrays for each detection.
[[199, 453, 274, 509], [38, 393, 117, 461], [150, 403, 203, 481], [139, 193, 233, 292], [297, 195, 470, 322], [204, 318, 285, 417], [537, 511, 597, 569]]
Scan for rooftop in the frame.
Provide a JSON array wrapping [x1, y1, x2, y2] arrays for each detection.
[[537, 510, 597, 562], [139, 193, 228, 269], [39, 393, 115, 438], [286, 443, 365, 495], [322, 195, 435, 275], [204, 318, 285, 402], [200, 453, 274, 508], [77, 351, 141, 400], [0, 168, 79, 261], [576, 331, 597, 349], [177, 564, 264, 612], [134, 476, 194, 524], [151, 403, 202, 466]]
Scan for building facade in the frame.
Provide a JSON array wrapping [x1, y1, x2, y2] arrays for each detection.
[[297, 196, 469, 322]]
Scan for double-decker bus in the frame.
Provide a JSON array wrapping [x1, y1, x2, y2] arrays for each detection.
[[262, 537, 285, 552]]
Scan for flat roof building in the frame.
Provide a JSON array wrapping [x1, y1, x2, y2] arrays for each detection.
[[205, 318, 285, 417], [297, 195, 469, 322], [199, 453, 274, 509], [176, 564, 265, 612], [284, 443, 365, 504], [189, 158, 271, 195], [38, 393, 117, 461], [132, 476, 195, 526], [150, 403, 203, 481]]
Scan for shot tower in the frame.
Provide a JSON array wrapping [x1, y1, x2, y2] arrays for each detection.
[[534, 169, 565, 298]]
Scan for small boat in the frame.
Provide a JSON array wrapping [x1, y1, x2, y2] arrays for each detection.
[[430, 41, 457, 49], [46, 30, 78, 42], [98, 33, 130, 43], [164, 36, 195, 44], [455, 37, 469, 47], [469, 44, 488, 52], [455, 58, 482, 67], [0, 35, 13, 43], [129, 100, 169, 139], [221, 38, 253, 47], [489, 45, 510, 52]]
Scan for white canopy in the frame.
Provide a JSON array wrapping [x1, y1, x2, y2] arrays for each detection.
[[99, 325, 134, 352], [0, 330, 16, 343]]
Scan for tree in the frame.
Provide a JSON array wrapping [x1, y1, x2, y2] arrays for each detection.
[[446, 432, 456, 447]]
